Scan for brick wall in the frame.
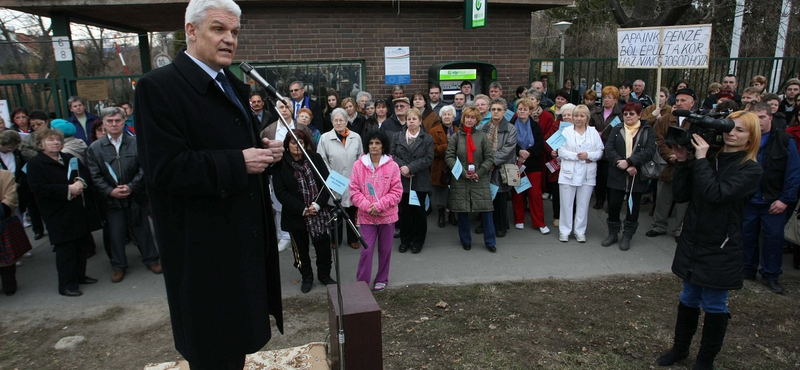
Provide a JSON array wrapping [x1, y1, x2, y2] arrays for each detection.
[[238, 2, 532, 101]]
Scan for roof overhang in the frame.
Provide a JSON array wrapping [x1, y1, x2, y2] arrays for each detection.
[[0, 0, 571, 33]]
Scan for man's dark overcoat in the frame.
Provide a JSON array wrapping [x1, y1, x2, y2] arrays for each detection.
[[134, 49, 283, 362]]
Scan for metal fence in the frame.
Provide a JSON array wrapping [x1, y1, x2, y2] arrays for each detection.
[[530, 57, 800, 97], [0, 75, 140, 119]]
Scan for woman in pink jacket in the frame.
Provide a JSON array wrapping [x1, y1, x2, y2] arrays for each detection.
[[349, 130, 403, 291]]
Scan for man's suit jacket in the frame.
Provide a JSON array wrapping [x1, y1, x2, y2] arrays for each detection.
[[134, 49, 283, 363]]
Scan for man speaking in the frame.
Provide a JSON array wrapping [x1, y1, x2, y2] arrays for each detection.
[[134, 0, 283, 369]]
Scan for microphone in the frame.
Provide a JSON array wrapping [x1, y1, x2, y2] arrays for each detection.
[[671, 109, 695, 117], [239, 62, 287, 104]]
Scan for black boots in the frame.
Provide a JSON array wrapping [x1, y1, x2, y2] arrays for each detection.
[[438, 208, 446, 228], [693, 312, 730, 370], [658, 302, 701, 366], [449, 211, 458, 226], [657, 304, 730, 370], [602, 220, 621, 247], [620, 220, 638, 251]]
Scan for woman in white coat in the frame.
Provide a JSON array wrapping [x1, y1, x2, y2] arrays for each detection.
[[557, 105, 605, 242], [318, 108, 364, 248]]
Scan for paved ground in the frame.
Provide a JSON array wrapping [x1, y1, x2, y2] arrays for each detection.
[[2, 198, 797, 320]]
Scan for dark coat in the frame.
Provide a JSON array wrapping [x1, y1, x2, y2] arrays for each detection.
[[67, 111, 100, 146], [511, 116, 545, 173], [390, 127, 434, 193], [26, 152, 100, 245], [347, 114, 367, 136], [654, 113, 691, 182], [604, 122, 656, 193], [378, 116, 405, 138], [429, 123, 458, 186], [85, 134, 147, 209], [273, 152, 331, 232], [590, 104, 623, 143], [672, 151, 762, 290], [134, 49, 283, 363]]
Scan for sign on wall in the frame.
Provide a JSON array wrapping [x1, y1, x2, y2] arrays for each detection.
[[0, 100, 10, 128], [384, 47, 411, 85], [464, 0, 487, 29], [52, 36, 73, 62], [76, 80, 109, 101], [617, 24, 712, 69]]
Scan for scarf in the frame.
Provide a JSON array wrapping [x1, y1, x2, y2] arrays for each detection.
[[530, 106, 543, 123], [463, 126, 477, 164], [336, 128, 350, 147], [291, 158, 332, 237], [488, 121, 500, 152], [516, 117, 535, 149], [406, 127, 420, 146], [624, 120, 642, 158]]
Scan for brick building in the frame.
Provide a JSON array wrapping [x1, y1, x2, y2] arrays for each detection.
[[2, 0, 569, 101]]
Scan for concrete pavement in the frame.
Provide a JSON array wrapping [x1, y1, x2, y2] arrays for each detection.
[[1, 199, 797, 319]]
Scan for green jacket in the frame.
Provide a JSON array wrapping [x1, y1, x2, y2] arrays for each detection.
[[445, 129, 494, 213]]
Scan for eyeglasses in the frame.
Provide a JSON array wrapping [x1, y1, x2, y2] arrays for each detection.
[[622, 112, 638, 116], [490, 108, 505, 112], [289, 89, 302, 92]]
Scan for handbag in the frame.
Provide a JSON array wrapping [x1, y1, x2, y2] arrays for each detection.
[[499, 163, 521, 186], [784, 202, 800, 244], [641, 152, 667, 180], [0, 211, 33, 267]]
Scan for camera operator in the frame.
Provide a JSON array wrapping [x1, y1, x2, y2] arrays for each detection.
[[658, 111, 762, 370], [741, 102, 800, 294], [646, 88, 695, 241]]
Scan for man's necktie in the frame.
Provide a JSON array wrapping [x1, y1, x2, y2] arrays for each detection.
[[215, 72, 247, 117]]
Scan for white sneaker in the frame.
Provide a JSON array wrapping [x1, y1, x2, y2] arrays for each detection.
[[15, 260, 22, 267], [575, 234, 586, 243], [542, 192, 551, 200], [539, 226, 550, 235], [558, 233, 568, 242], [23, 220, 32, 228], [24, 251, 33, 258], [277, 239, 291, 252], [514, 223, 524, 229]]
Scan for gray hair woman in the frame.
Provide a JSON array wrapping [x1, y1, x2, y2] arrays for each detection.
[[479, 98, 517, 237], [318, 107, 363, 248], [430, 105, 460, 228]]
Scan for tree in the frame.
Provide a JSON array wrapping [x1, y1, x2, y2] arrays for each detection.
[[607, 0, 693, 28]]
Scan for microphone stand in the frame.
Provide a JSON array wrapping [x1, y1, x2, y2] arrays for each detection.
[[241, 62, 368, 370]]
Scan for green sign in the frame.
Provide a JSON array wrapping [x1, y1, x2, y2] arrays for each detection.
[[440, 69, 478, 81], [464, 0, 487, 29]]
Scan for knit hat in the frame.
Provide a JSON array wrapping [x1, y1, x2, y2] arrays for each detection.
[[51, 119, 76, 138]]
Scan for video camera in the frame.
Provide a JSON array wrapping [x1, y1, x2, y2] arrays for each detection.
[[665, 109, 736, 153]]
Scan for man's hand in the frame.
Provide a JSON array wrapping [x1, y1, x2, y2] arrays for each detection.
[[263, 138, 284, 163], [668, 154, 678, 163], [244, 139, 284, 174], [770, 200, 788, 215], [616, 159, 629, 170], [109, 185, 131, 199], [519, 149, 530, 161]]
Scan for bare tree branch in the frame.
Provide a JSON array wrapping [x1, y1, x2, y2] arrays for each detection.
[[607, 0, 631, 27]]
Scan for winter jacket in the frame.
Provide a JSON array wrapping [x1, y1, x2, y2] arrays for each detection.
[[349, 154, 403, 225], [390, 127, 434, 193], [590, 104, 623, 143], [671, 151, 762, 290], [85, 134, 147, 210], [317, 129, 363, 207], [421, 107, 442, 133], [480, 118, 518, 193], [445, 128, 494, 213], [272, 151, 331, 232], [604, 122, 656, 193], [429, 123, 459, 187], [557, 126, 605, 185]]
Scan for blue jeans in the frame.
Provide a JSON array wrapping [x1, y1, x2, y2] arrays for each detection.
[[679, 280, 729, 314], [458, 212, 496, 247], [742, 202, 785, 281]]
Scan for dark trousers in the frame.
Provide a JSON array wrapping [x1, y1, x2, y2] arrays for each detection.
[[493, 191, 509, 232], [334, 206, 358, 245], [742, 202, 785, 281], [107, 203, 159, 271], [547, 182, 561, 219], [0, 263, 17, 293], [54, 235, 91, 294], [607, 188, 643, 223], [188, 354, 246, 370], [399, 191, 428, 247], [595, 160, 609, 206], [289, 231, 332, 281]]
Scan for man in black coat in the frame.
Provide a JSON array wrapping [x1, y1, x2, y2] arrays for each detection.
[[134, 1, 284, 369], [288, 80, 323, 133], [249, 91, 273, 131]]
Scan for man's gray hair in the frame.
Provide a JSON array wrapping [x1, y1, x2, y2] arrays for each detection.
[[185, 0, 241, 26], [331, 107, 348, 122], [392, 85, 405, 93], [527, 90, 543, 100], [489, 82, 503, 90], [101, 106, 127, 121], [490, 97, 507, 109], [439, 105, 456, 118], [67, 95, 83, 106], [356, 91, 372, 102]]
